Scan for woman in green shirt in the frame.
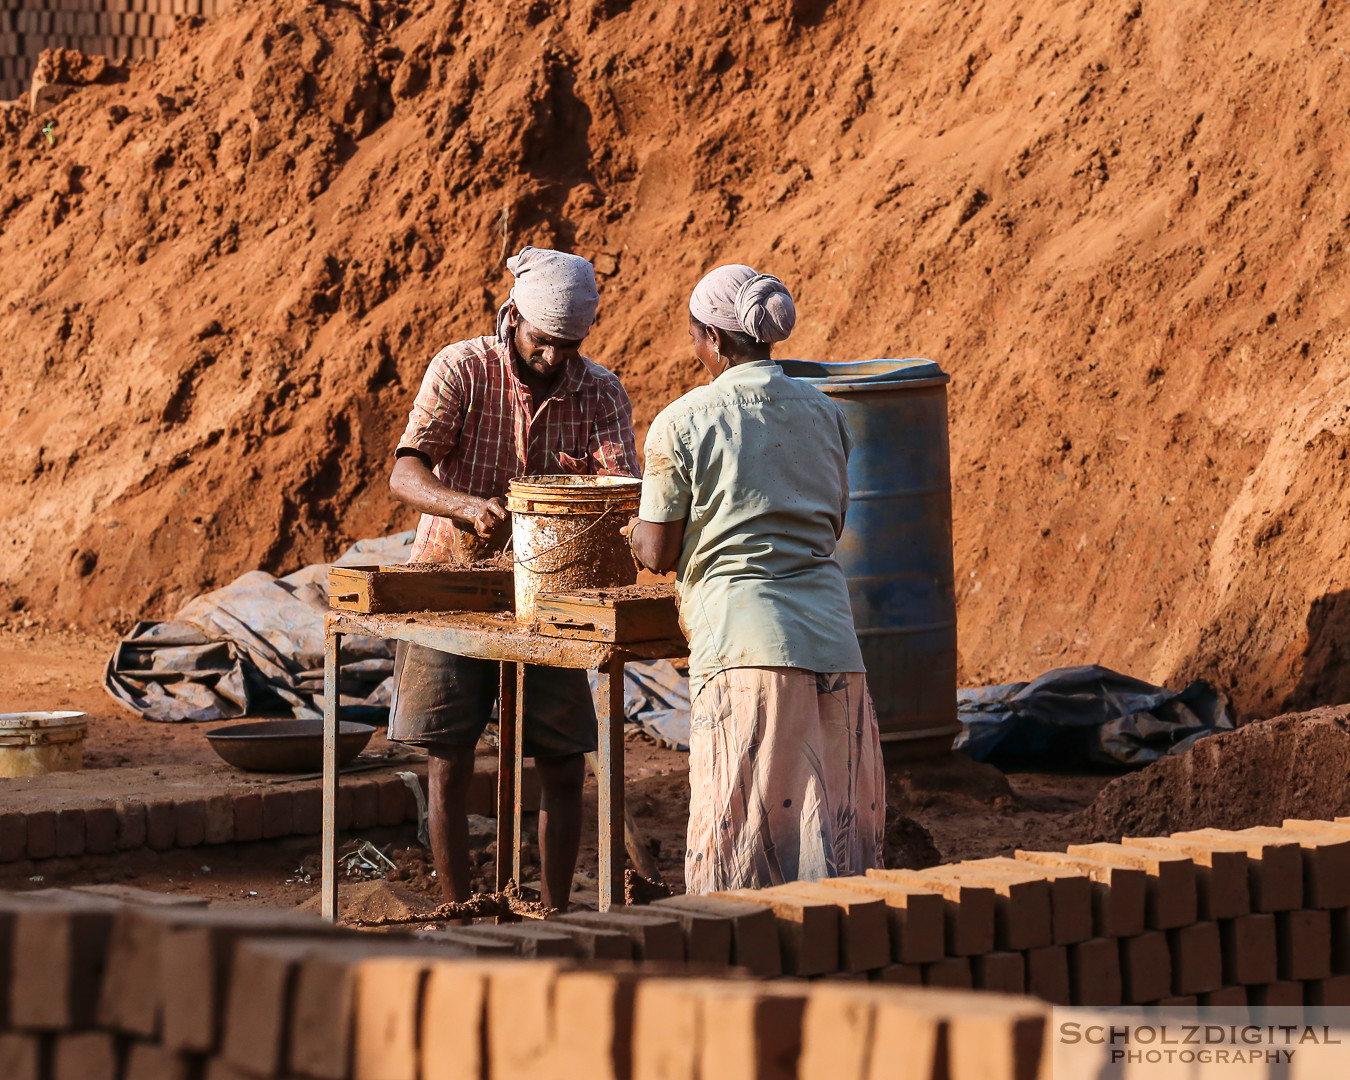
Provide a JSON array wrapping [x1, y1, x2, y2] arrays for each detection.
[[626, 264, 885, 892]]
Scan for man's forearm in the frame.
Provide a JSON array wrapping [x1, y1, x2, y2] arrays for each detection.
[[389, 456, 495, 527]]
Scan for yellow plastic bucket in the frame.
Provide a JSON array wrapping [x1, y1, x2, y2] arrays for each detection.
[[506, 475, 642, 621], [0, 712, 87, 776]]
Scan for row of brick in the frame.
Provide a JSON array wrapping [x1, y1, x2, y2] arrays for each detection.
[[6, 33, 164, 60], [5, 886, 1350, 1080], [615, 820, 1343, 1007], [9, 11, 176, 36], [0, 764, 538, 866], [0, 0, 229, 15], [2, 801, 1349, 1010], [1, 820, 1344, 1005], [0, 886, 1052, 1080]]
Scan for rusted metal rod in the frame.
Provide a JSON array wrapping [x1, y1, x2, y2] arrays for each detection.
[[595, 658, 626, 911], [495, 661, 518, 894], [321, 630, 342, 922]]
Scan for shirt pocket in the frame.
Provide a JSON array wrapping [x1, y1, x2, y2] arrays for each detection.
[[551, 451, 589, 475]]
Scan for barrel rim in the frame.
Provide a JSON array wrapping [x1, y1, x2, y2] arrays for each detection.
[[780, 357, 946, 381], [815, 374, 951, 394]]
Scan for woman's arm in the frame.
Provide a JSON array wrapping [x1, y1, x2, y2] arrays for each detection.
[[625, 517, 685, 574]]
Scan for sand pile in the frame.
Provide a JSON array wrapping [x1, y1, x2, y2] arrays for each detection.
[[4, 0, 1350, 714], [1084, 705, 1350, 840], [294, 877, 435, 922]]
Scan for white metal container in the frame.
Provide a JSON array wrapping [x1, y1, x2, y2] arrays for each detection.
[[0, 712, 87, 776]]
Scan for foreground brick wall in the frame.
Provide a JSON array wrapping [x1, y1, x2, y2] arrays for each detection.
[[0, 0, 237, 103], [4, 864, 1350, 1080], [0, 887, 1060, 1080]]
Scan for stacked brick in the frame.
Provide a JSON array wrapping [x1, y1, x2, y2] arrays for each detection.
[[0, 763, 539, 869], [0, 0, 237, 103], [712, 817, 1350, 1009], [0, 886, 1056, 1080], [4, 814, 1350, 1079]]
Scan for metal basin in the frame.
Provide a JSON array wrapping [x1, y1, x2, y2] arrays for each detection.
[[205, 718, 376, 773]]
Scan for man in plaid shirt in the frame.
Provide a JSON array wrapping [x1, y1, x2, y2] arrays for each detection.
[[388, 247, 637, 912]]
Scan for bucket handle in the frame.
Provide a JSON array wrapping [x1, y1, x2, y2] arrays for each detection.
[[513, 504, 621, 568]]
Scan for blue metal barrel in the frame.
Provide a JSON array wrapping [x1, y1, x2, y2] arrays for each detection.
[[781, 358, 958, 757]]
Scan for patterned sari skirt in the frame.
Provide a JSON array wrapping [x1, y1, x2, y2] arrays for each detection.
[[684, 667, 885, 894]]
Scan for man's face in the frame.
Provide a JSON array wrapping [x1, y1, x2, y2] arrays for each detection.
[[511, 309, 583, 385]]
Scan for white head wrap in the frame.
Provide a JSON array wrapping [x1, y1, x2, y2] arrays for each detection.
[[688, 263, 797, 344], [495, 246, 599, 343]]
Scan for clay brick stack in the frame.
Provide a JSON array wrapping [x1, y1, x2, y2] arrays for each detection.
[[0, 886, 1055, 1080], [564, 818, 1345, 1009], [0, 0, 237, 103], [0, 761, 539, 871], [3, 818, 1350, 1077]]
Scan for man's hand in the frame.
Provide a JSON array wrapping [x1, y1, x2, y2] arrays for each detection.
[[471, 497, 510, 539], [390, 456, 511, 536]]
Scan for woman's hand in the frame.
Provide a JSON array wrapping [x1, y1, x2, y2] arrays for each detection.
[[628, 518, 686, 574]]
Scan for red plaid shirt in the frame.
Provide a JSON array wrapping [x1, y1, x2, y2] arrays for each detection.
[[397, 335, 638, 562]]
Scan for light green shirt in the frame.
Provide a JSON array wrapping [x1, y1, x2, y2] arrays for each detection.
[[639, 360, 865, 701]]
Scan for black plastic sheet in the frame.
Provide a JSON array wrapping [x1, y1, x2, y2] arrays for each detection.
[[954, 664, 1235, 767], [104, 534, 413, 722]]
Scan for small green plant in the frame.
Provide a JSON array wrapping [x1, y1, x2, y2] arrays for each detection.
[[41, 120, 55, 147]]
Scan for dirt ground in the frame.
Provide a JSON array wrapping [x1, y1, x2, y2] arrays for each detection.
[[0, 623, 1111, 906]]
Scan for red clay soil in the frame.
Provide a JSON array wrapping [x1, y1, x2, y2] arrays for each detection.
[[1083, 705, 1350, 841], [3, 1, 1350, 717]]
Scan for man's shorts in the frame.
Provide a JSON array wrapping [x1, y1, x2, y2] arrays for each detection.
[[387, 641, 598, 758]]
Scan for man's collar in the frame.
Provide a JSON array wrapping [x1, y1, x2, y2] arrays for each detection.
[[557, 354, 588, 396], [714, 358, 776, 382]]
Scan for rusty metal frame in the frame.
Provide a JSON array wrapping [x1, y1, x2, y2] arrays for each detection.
[[320, 630, 342, 922], [494, 660, 518, 893], [319, 609, 684, 919], [595, 658, 626, 911]]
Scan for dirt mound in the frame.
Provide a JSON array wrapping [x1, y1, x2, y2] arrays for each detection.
[[5, 1, 1350, 715], [882, 809, 941, 870], [294, 877, 434, 922], [1084, 705, 1350, 839]]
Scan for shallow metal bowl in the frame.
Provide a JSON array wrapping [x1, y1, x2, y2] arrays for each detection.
[[205, 718, 377, 773]]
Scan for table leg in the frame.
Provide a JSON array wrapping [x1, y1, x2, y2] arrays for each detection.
[[512, 662, 525, 885], [596, 658, 625, 911], [495, 661, 518, 894], [321, 631, 343, 922]]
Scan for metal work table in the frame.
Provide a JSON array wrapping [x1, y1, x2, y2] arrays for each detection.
[[321, 608, 686, 918]]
